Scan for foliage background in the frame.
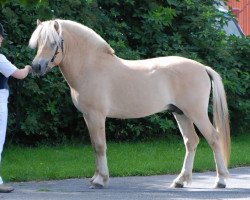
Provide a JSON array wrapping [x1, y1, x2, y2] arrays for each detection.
[[0, 0, 249, 145]]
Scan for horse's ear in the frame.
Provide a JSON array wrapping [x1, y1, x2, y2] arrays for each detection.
[[54, 21, 60, 32], [37, 19, 42, 26], [53, 20, 62, 36]]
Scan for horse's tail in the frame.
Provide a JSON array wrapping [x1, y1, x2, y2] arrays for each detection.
[[205, 66, 231, 167]]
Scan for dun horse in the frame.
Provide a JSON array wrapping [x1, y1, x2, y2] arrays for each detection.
[[29, 19, 230, 189]]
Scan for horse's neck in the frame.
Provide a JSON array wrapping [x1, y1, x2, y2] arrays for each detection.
[[59, 55, 82, 90], [57, 25, 85, 87], [58, 42, 98, 90], [58, 23, 114, 90]]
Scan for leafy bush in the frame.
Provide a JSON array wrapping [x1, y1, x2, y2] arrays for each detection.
[[0, 0, 249, 145]]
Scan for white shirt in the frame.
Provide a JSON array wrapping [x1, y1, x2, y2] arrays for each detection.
[[0, 54, 17, 77]]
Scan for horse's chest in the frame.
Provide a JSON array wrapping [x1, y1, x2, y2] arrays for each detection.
[[70, 89, 87, 115]]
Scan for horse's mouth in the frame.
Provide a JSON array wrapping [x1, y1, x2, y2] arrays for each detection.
[[31, 67, 47, 76], [31, 61, 52, 76], [44, 66, 53, 74]]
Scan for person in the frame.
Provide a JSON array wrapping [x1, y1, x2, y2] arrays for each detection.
[[0, 23, 31, 193]]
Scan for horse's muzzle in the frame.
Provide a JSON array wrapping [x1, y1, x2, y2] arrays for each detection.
[[31, 59, 49, 76]]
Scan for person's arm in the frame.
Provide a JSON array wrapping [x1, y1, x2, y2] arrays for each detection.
[[11, 65, 32, 79]]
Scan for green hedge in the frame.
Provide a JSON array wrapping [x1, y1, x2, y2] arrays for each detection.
[[0, 0, 249, 145]]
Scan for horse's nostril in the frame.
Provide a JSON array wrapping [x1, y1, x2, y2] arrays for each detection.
[[31, 63, 42, 73]]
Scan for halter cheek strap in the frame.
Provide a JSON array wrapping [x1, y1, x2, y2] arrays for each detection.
[[51, 38, 64, 63]]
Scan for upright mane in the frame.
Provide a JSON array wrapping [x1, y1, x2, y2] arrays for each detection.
[[29, 19, 115, 55]]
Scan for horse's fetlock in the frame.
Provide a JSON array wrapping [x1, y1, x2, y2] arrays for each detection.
[[91, 173, 109, 188], [100, 173, 109, 183], [181, 173, 192, 184], [219, 170, 230, 178]]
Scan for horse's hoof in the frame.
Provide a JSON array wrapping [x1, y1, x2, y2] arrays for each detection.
[[89, 183, 104, 189], [214, 183, 226, 189], [170, 182, 184, 188]]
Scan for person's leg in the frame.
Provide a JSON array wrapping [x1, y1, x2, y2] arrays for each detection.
[[0, 90, 14, 193]]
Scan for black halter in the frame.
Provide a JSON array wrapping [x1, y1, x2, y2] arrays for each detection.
[[51, 38, 64, 63]]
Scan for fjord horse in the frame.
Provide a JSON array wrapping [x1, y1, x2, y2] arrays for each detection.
[[29, 19, 230, 189]]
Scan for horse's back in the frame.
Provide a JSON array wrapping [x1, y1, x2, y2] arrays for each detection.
[[120, 56, 203, 70]]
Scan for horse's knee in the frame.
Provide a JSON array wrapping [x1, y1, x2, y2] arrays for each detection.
[[184, 135, 199, 151], [94, 142, 106, 155]]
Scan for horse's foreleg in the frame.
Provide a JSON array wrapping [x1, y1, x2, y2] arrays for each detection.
[[84, 112, 109, 189], [171, 113, 199, 188]]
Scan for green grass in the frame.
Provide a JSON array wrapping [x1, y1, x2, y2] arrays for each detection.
[[1, 133, 250, 182]]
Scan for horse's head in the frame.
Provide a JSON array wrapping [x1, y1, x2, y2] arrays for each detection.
[[29, 19, 64, 75]]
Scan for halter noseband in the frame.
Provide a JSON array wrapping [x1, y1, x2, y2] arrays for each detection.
[[51, 38, 64, 63]]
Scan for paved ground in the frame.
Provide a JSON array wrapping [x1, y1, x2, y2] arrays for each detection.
[[0, 167, 249, 200]]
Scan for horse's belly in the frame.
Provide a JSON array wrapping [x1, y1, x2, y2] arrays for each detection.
[[108, 106, 166, 119], [106, 74, 173, 118], [107, 93, 171, 119]]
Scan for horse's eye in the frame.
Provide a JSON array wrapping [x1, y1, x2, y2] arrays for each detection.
[[50, 42, 56, 48]]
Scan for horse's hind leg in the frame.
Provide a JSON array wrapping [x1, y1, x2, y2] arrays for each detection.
[[193, 112, 229, 188], [84, 112, 109, 189], [171, 113, 199, 188]]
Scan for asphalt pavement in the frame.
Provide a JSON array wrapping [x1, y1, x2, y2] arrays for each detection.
[[0, 167, 249, 200]]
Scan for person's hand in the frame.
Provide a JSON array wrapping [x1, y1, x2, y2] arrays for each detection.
[[25, 65, 32, 73]]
